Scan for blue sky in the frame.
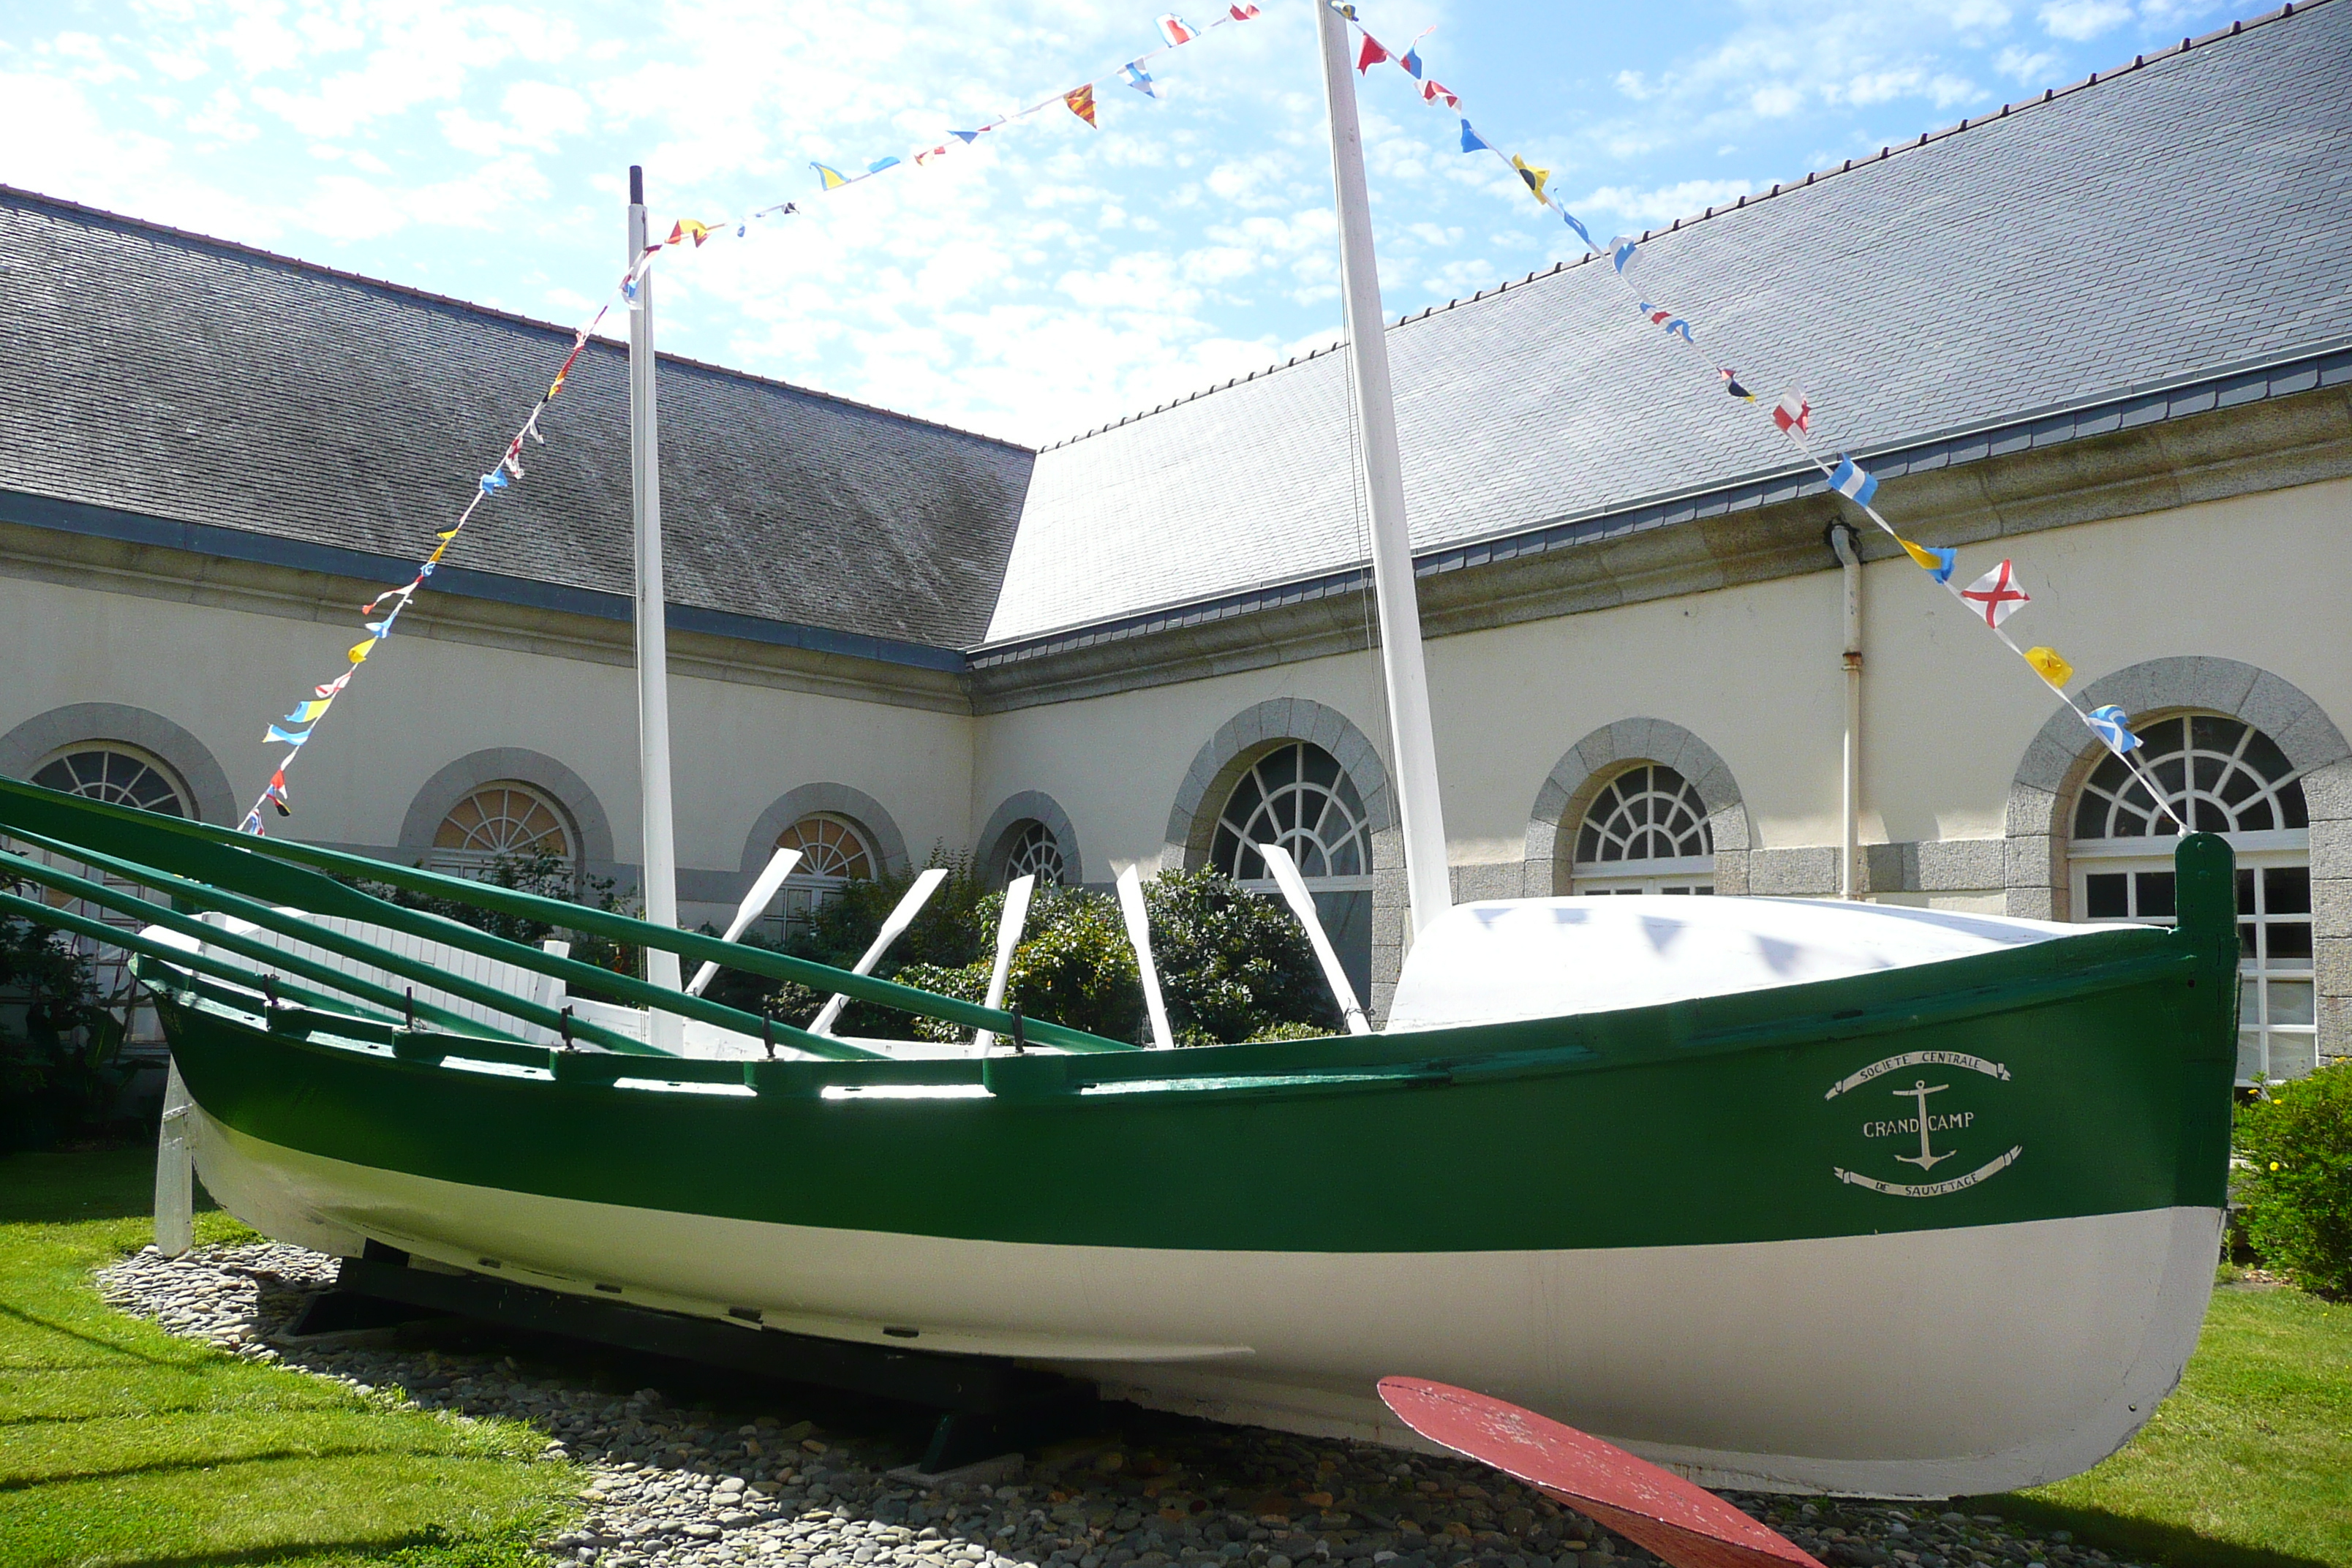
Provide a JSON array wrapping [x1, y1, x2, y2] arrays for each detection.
[[6, 0, 2241, 445]]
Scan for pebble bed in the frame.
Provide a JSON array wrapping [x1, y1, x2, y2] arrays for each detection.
[[99, 1244, 2151, 1568]]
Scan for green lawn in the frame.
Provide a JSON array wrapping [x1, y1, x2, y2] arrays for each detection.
[[0, 1147, 579, 1567], [1970, 1283, 2351, 1568]]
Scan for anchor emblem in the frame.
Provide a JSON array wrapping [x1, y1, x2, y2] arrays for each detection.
[[1891, 1079, 1953, 1172]]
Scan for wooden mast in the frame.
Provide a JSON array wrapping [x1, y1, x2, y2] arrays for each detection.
[[1311, 4, 1452, 937]]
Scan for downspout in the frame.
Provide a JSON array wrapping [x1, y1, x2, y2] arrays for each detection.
[[1830, 525, 1864, 900]]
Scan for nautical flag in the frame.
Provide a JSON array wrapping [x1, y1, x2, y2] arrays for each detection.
[[2086, 705, 2142, 755], [1772, 390, 1810, 434], [1357, 34, 1389, 72], [1157, 12, 1198, 45], [1229, 3, 1259, 17], [264, 770, 290, 817], [1640, 304, 1692, 341], [265, 723, 311, 746], [668, 219, 712, 247], [1122, 62, 1159, 97], [813, 162, 851, 189], [1720, 369, 1754, 401], [1828, 454, 1878, 508], [1560, 207, 1593, 247], [1899, 539, 1958, 583], [915, 145, 950, 165], [1512, 154, 1549, 205], [1065, 84, 1098, 127], [348, 638, 376, 664], [1459, 119, 1490, 153], [1609, 235, 1642, 276], [501, 448, 524, 479], [1961, 559, 2030, 628], [1422, 79, 1458, 109], [283, 699, 329, 725], [479, 470, 508, 494], [867, 157, 900, 173], [313, 676, 348, 700], [951, 129, 984, 143], [1401, 44, 1423, 78], [2024, 646, 2074, 690]]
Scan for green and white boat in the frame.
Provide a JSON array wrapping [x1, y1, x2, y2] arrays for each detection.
[[0, 4, 2239, 1502], [0, 774, 2238, 1499]]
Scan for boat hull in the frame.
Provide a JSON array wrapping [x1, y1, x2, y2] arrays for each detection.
[[160, 904, 2234, 1499]]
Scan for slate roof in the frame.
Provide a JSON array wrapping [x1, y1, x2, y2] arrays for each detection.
[[0, 188, 1033, 653], [983, 0, 2352, 645]]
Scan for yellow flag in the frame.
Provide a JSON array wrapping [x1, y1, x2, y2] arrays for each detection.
[[1512, 154, 1550, 206], [2024, 646, 2073, 690], [348, 639, 375, 665], [1900, 540, 1939, 570]]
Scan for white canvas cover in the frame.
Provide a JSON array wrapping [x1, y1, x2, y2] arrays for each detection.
[[1386, 896, 2116, 1033]]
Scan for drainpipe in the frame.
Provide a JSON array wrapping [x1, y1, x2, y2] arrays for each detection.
[[1830, 525, 1864, 900]]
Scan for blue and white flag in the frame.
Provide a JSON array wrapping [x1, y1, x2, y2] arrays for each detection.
[[1401, 44, 1424, 78], [1608, 235, 1643, 277], [265, 723, 312, 747], [1121, 62, 1160, 97], [1828, 455, 1879, 508], [2086, 705, 2142, 756], [480, 469, 509, 494], [1560, 208, 1594, 249]]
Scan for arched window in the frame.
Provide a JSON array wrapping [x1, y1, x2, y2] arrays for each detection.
[[1003, 820, 1066, 886], [2068, 715, 2312, 1083], [774, 812, 877, 930], [429, 782, 575, 875], [1572, 763, 1714, 895], [23, 746, 192, 1043], [32, 747, 187, 817], [1212, 741, 1374, 1000]]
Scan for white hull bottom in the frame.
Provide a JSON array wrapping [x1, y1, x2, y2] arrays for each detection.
[[190, 1109, 2219, 1499]]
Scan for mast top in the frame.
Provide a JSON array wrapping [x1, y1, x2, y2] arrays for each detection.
[[629, 165, 644, 206]]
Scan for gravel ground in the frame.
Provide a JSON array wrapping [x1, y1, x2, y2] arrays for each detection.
[[97, 1245, 2150, 1568]]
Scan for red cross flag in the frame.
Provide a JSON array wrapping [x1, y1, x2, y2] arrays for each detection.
[[1961, 559, 2030, 628]]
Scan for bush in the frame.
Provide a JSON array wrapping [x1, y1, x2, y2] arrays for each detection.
[[2234, 1060, 2352, 1297], [0, 906, 129, 1152], [887, 868, 1340, 1047]]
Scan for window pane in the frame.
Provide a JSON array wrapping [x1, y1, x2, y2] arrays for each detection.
[[2264, 867, 2311, 915], [2280, 780, 2310, 830], [2084, 873, 2128, 919], [2269, 922, 2313, 963], [2239, 977, 2261, 1024], [2236, 1031, 2265, 1082], [2239, 922, 2258, 960], [1300, 747, 1339, 790], [2236, 869, 2256, 915], [2269, 980, 2315, 1027], [2240, 729, 2293, 783], [2190, 715, 2243, 755], [2267, 1033, 2318, 1079], [2235, 799, 2276, 832], [2133, 872, 2176, 918]]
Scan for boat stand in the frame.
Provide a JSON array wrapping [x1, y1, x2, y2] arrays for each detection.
[[289, 1245, 1093, 1473]]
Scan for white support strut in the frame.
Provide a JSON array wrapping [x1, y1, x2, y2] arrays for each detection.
[[1117, 864, 1177, 1051], [1255, 841, 1372, 1036], [809, 867, 950, 1038], [973, 874, 1036, 1054], [154, 1059, 194, 1257], [685, 847, 802, 998]]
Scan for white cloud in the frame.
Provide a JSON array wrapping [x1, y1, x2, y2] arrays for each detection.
[[1994, 45, 2059, 83], [1578, 178, 1758, 227], [2038, 0, 2134, 40]]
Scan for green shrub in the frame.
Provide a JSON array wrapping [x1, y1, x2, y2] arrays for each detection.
[[0, 906, 129, 1152], [886, 869, 1340, 1047], [2234, 1060, 2352, 1297]]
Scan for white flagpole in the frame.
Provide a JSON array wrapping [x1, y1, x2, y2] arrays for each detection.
[[627, 165, 685, 1050], [1313, 3, 1452, 938]]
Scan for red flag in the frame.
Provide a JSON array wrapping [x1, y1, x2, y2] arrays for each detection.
[[1357, 35, 1390, 72], [1422, 79, 1458, 108], [1064, 84, 1098, 127], [1228, 3, 1259, 16], [1772, 390, 1811, 434]]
